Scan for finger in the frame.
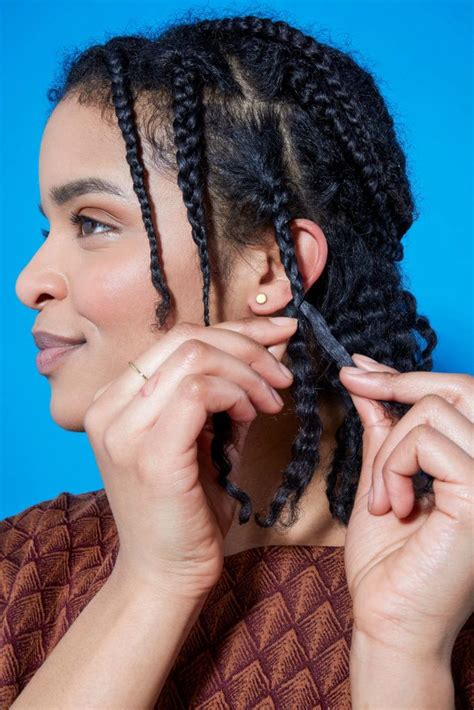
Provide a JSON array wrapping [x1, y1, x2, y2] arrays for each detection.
[[339, 369, 474, 420], [378, 425, 473, 522], [136, 374, 259, 491], [371, 395, 473, 515], [92, 317, 297, 411], [340, 357, 403, 508], [352, 353, 399, 373], [374, 394, 473, 485], [108, 340, 288, 439], [340, 353, 397, 498], [338, 378, 394, 499]]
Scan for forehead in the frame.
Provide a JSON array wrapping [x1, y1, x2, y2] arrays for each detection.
[[39, 97, 128, 186]]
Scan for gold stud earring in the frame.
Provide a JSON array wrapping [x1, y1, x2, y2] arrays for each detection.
[[255, 292, 267, 304]]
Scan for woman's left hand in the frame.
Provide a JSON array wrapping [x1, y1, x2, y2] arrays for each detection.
[[339, 355, 473, 662]]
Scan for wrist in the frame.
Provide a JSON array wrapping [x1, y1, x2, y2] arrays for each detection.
[[108, 561, 213, 609], [350, 629, 455, 710], [351, 617, 455, 667]]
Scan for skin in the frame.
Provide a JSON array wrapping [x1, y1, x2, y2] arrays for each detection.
[[15, 95, 348, 555], [12, 93, 473, 708]]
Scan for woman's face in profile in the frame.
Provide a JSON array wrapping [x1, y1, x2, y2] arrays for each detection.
[[15, 95, 220, 431]]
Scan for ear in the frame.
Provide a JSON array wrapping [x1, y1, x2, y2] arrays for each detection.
[[290, 217, 328, 292], [247, 217, 328, 318]]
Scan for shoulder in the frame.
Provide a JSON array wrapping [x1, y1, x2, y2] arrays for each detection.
[[0, 490, 117, 703], [0, 489, 117, 596], [1, 489, 111, 551]]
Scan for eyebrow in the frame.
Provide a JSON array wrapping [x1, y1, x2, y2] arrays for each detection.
[[38, 177, 128, 217]]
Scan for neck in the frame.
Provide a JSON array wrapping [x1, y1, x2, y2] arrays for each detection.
[[223, 388, 348, 557]]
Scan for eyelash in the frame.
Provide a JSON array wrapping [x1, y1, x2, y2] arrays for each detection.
[[41, 211, 115, 239]]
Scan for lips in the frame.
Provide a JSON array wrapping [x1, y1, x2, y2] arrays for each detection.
[[32, 330, 86, 350], [36, 342, 85, 374]]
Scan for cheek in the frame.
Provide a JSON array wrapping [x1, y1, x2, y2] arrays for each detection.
[[78, 248, 157, 346]]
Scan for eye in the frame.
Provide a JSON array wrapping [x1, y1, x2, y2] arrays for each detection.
[[41, 212, 117, 239], [70, 212, 116, 238]]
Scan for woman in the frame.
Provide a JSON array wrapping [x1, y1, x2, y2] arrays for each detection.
[[2, 14, 472, 708]]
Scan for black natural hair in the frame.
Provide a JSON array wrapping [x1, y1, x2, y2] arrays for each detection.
[[45, 13, 436, 529]]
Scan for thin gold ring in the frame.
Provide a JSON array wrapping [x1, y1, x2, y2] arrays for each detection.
[[128, 361, 150, 381]]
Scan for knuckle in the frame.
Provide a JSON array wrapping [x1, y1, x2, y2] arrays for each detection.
[[254, 339, 270, 358], [83, 404, 101, 436], [447, 374, 474, 406], [412, 422, 433, 443], [384, 371, 402, 397], [245, 336, 268, 363], [457, 375, 474, 404], [392, 372, 406, 389], [456, 373, 474, 390], [178, 338, 207, 363], [455, 483, 473, 507], [172, 321, 198, 340], [102, 424, 124, 459], [179, 373, 208, 400], [418, 393, 445, 414]]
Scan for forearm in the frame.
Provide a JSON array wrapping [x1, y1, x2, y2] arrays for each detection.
[[350, 630, 455, 710], [11, 569, 210, 709]]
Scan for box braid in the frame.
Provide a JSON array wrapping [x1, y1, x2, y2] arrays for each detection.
[[193, 16, 435, 516], [100, 43, 255, 522], [168, 51, 255, 522], [253, 175, 326, 528], [166, 44, 332, 527], [102, 46, 172, 330], [45, 14, 436, 528], [170, 54, 211, 326], [196, 16, 410, 262]]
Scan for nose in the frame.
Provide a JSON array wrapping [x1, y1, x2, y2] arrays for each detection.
[[15, 252, 69, 312]]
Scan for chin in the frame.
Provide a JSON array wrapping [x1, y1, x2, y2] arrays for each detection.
[[49, 390, 88, 432]]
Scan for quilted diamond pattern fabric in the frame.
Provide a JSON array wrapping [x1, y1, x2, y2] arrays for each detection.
[[1, 489, 472, 709]]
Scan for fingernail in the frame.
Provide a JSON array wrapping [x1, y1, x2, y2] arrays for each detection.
[[278, 362, 293, 379], [269, 316, 298, 326], [341, 366, 368, 377], [271, 387, 284, 405], [368, 486, 374, 512], [268, 342, 287, 359], [353, 353, 379, 366]]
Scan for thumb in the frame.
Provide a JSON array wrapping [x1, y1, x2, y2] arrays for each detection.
[[339, 365, 395, 504]]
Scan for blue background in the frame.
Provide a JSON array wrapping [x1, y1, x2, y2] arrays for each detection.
[[1, 0, 472, 519]]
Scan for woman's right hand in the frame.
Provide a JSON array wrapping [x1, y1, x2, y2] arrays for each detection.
[[83, 316, 298, 601]]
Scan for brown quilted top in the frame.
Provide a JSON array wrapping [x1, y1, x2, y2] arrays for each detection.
[[0, 489, 472, 709]]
